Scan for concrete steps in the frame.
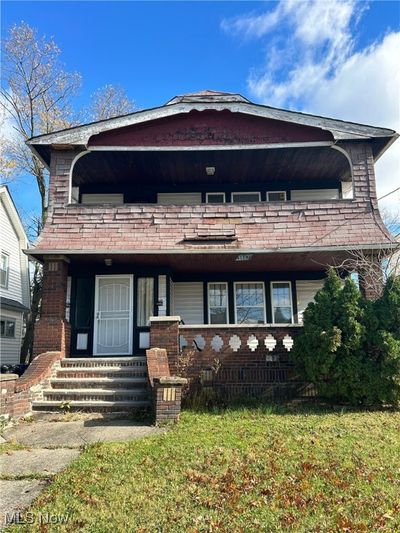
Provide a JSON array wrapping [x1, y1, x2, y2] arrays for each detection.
[[50, 377, 147, 389], [32, 357, 151, 413]]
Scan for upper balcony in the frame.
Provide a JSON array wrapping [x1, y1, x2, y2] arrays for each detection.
[[69, 144, 354, 206], [26, 90, 397, 264]]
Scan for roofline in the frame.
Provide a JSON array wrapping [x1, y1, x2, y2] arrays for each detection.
[[0, 186, 29, 246], [26, 104, 165, 142], [25, 242, 398, 260], [26, 99, 397, 146]]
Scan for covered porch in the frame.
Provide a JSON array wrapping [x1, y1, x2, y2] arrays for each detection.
[[30, 248, 349, 360]]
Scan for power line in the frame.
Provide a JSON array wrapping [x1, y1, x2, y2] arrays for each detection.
[[307, 186, 400, 247]]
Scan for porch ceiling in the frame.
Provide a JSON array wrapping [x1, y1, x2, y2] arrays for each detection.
[[65, 249, 353, 274], [72, 146, 351, 187]]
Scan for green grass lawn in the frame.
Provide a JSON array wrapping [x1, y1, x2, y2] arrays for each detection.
[[7, 405, 400, 532]]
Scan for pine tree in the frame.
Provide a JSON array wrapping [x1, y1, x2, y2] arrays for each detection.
[[293, 271, 400, 406], [363, 276, 400, 405], [291, 270, 342, 396]]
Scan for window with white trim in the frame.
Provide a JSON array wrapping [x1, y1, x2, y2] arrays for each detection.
[[231, 192, 261, 203], [0, 253, 9, 288], [267, 191, 286, 202], [234, 282, 266, 324], [0, 318, 16, 338], [206, 192, 226, 204], [271, 282, 293, 324], [208, 283, 228, 324]]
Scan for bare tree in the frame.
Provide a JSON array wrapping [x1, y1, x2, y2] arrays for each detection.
[[87, 84, 136, 121], [1, 22, 81, 361], [1, 22, 81, 222], [0, 106, 18, 183]]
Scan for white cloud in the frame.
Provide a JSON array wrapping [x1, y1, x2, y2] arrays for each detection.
[[222, 1, 400, 218]]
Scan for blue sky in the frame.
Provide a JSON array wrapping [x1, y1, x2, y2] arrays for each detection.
[[2, 1, 400, 227]]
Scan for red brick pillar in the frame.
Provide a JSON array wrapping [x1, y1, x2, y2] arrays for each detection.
[[33, 256, 71, 357], [152, 378, 186, 425], [149, 317, 180, 374]]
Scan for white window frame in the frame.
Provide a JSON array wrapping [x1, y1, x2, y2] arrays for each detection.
[[270, 281, 294, 324], [234, 281, 266, 324], [0, 252, 9, 289], [205, 192, 226, 204], [231, 191, 261, 203], [0, 317, 16, 338], [207, 282, 229, 324], [267, 191, 287, 202]]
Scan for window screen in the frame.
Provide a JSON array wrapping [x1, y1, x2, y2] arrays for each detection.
[[271, 282, 293, 324], [0, 319, 16, 338], [232, 192, 261, 203], [208, 283, 228, 324], [235, 282, 265, 324], [0, 253, 9, 288], [267, 191, 286, 201], [206, 193, 226, 204]]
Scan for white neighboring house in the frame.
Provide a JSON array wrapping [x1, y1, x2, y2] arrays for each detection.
[[0, 186, 30, 365]]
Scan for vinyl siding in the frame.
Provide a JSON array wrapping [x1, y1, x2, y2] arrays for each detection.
[[158, 275, 167, 316], [172, 282, 204, 324], [341, 181, 354, 199], [0, 198, 24, 304], [291, 189, 339, 201], [296, 280, 325, 324], [81, 193, 124, 204], [0, 310, 23, 365], [157, 193, 202, 205]]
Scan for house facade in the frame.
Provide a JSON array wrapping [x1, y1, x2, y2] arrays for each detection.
[[25, 90, 398, 405], [0, 186, 30, 366]]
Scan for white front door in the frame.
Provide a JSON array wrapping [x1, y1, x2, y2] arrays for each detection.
[[93, 275, 133, 356]]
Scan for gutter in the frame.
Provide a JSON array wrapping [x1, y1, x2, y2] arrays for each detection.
[[24, 242, 399, 259]]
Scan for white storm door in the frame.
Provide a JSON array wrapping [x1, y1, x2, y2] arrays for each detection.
[[93, 275, 133, 356]]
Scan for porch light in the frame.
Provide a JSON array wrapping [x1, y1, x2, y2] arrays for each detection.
[[104, 258, 113, 266], [205, 166, 215, 176]]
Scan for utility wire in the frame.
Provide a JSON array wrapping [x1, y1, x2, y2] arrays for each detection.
[[307, 186, 400, 247]]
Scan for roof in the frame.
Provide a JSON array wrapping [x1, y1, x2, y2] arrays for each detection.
[[28, 199, 393, 261], [0, 296, 30, 313], [166, 90, 251, 105], [26, 90, 398, 167], [0, 186, 29, 247]]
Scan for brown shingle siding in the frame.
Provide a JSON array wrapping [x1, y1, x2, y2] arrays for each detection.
[[32, 142, 392, 254]]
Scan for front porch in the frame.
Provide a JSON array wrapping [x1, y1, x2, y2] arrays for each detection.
[[29, 253, 327, 405], [32, 252, 334, 359]]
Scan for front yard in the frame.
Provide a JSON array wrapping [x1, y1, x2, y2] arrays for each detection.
[[6, 405, 400, 532]]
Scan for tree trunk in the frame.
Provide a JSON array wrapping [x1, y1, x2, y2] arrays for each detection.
[[20, 263, 43, 363]]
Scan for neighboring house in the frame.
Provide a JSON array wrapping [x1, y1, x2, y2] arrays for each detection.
[[23, 90, 398, 408], [0, 186, 30, 365]]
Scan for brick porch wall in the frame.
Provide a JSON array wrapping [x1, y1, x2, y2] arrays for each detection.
[[150, 318, 314, 400], [146, 346, 187, 424], [0, 351, 63, 418]]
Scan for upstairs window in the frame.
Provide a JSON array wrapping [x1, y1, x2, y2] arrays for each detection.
[[232, 192, 261, 203], [206, 193, 226, 204], [208, 283, 228, 324], [271, 282, 293, 324], [1, 253, 9, 288], [234, 282, 266, 324], [0, 318, 16, 338], [267, 191, 287, 202], [81, 193, 124, 204]]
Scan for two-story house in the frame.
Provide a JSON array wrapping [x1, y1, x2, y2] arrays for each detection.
[[24, 90, 398, 408], [0, 186, 30, 366]]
